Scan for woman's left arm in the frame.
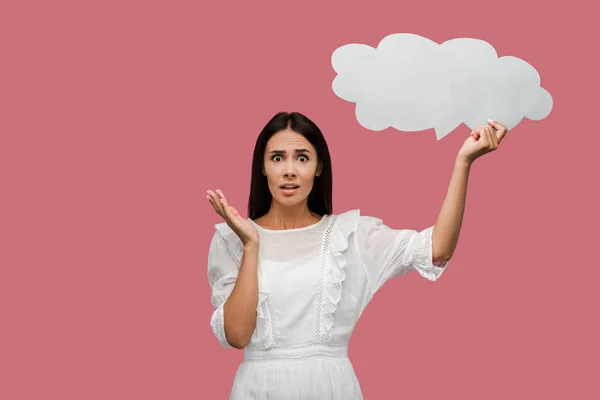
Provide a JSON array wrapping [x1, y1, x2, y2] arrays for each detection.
[[432, 119, 509, 262]]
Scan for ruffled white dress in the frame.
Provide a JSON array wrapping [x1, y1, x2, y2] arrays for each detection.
[[208, 209, 451, 399]]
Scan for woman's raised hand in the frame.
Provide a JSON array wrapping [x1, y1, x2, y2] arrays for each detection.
[[207, 189, 259, 247]]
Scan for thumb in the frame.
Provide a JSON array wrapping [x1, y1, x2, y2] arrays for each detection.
[[487, 119, 504, 131], [228, 206, 242, 218], [488, 119, 508, 141]]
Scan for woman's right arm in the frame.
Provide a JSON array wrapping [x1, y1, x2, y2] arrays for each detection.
[[207, 188, 261, 350], [222, 241, 259, 349]]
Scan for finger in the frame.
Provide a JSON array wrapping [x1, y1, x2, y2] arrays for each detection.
[[208, 189, 221, 209], [487, 126, 498, 148], [488, 119, 506, 131], [476, 126, 485, 143], [482, 127, 491, 147], [216, 189, 226, 206], [487, 126, 497, 148], [207, 194, 224, 219], [207, 194, 223, 218], [208, 190, 225, 217], [477, 125, 487, 140], [493, 126, 499, 147], [218, 192, 245, 222], [217, 190, 235, 220], [215, 189, 229, 213], [488, 119, 508, 142], [497, 129, 506, 144]]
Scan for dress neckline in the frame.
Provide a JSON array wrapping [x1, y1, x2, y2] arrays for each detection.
[[250, 214, 329, 233]]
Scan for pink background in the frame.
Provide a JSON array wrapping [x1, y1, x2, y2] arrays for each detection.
[[1, 0, 597, 399]]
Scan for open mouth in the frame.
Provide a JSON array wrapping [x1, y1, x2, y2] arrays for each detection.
[[280, 185, 300, 194]]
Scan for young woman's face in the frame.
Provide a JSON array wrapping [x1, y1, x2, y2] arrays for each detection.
[[263, 129, 321, 207]]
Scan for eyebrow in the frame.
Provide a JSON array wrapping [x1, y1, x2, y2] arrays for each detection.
[[269, 149, 312, 155]]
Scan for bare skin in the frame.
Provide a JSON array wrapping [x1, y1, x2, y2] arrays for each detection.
[[207, 189, 259, 349], [207, 120, 510, 347], [253, 128, 323, 230], [206, 128, 323, 348]]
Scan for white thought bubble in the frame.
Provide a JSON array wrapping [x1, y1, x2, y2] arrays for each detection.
[[331, 33, 553, 140]]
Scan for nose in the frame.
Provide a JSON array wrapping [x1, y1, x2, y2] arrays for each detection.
[[284, 160, 297, 178]]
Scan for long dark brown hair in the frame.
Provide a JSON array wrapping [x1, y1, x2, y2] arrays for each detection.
[[248, 111, 333, 220]]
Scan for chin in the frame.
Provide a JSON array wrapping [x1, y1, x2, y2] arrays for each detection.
[[277, 196, 305, 205], [272, 191, 308, 205]]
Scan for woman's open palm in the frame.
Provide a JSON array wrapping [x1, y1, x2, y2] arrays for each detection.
[[207, 189, 259, 246]]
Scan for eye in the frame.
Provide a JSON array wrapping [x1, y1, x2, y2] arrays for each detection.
[[271, 154, 309, 162]]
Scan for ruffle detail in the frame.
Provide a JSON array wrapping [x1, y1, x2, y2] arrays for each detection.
[[214, 222, 276, 348], [320, 209, 361, 342]]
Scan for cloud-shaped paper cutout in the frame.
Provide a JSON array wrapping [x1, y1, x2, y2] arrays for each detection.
[[331, 33, 553, 139]]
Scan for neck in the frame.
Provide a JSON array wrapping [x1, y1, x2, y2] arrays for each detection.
[[262, 201, 319, 230]]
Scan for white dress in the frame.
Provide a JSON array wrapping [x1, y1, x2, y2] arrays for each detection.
[[208, 209, 451, 399]]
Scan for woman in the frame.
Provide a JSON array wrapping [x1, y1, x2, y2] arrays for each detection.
[[206, 111, 507, 399]]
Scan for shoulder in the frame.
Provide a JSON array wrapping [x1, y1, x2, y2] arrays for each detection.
[[213, 221, 236, 240], [210, 222, 244, 264], [331, 209, 383, 234], [328, 209, 384, 251]]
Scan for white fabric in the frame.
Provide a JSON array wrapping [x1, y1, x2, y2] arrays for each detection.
[[207, 209, 451, 399]]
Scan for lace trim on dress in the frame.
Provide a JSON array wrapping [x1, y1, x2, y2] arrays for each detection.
[[409, 226, 449, 281], [210, 303, 232, 348], [256, 251, 277, 348]]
